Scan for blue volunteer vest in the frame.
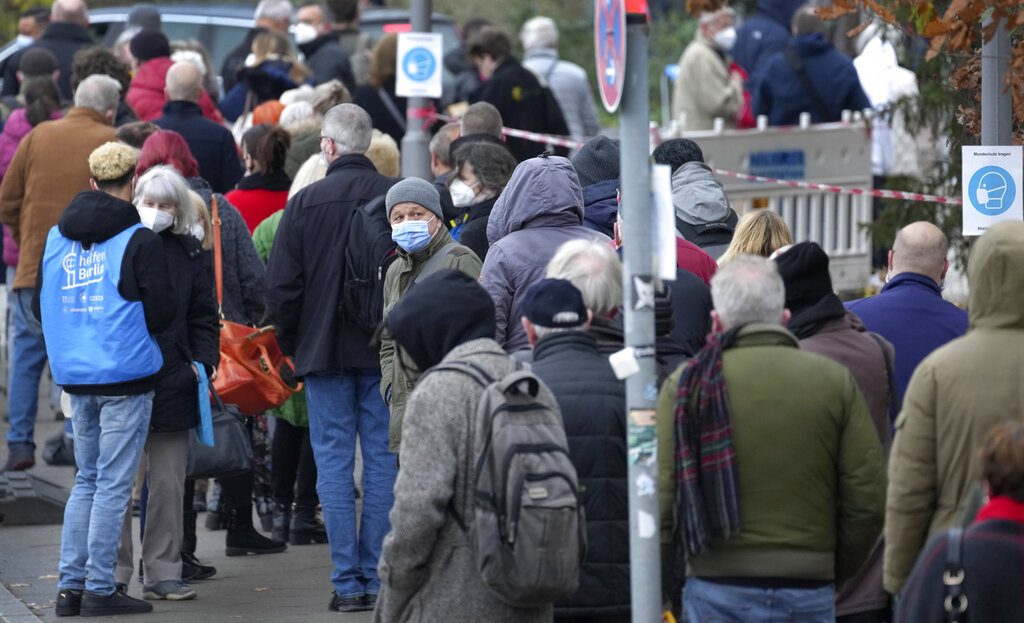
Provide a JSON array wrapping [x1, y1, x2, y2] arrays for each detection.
[[40, 224, 163, 386]]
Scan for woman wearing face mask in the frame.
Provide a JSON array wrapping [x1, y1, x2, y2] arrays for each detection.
[[136, 130, 283, 565], [446, 142, 517, 262], [112, 165, 220, 602], [670, 7, 744, 132], [378, 178, 482, 455]]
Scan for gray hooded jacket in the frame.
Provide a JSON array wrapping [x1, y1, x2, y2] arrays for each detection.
[[481, 155, 608, 351], [671, 162, 738, 260]]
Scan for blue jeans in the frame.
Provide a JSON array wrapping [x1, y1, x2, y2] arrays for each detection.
[[683, 577, 835, 622], [305, 371, 396, 598], [58, 392, 153, 595], [7, 288, 48, 449]]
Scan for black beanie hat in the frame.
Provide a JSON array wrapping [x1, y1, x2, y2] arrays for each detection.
[[773, 241, 834, 312], [19, 48, 59, 77], [387, 270, 497, 371], [129, 29, 171, 63], [571, 135, 620, 188]]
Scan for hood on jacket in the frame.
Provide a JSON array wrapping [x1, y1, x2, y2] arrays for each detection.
[[387, 269, 497, 371], [670, 161, 734, 226], [968, 221, 1024, 330], [58, 190, 141, 245], [131, 56, 173, 94], [486, 155, 584, 245], [758, 0, 805, 29], [793, 33, 835, 57], [582, 179, 619, 239]]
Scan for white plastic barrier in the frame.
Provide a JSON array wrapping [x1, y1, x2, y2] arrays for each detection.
[[670, 115, 874, 291]]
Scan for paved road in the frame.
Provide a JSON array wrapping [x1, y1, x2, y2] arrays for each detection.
[[2, 406, 374, 623]]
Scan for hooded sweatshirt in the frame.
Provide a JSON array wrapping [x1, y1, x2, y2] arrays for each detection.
[[884, 221, 1024, 594], [732, 0, 804, 76], [670, 162, 738, 259], [35, 190, 176, 395], [480, 155, 609, 351]]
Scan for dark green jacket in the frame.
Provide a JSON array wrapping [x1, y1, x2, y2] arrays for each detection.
[[657, 324, 885, 584], [379, 227, 481, 452]]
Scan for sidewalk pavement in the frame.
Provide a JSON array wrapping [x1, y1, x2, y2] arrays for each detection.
[[2, 406, 374, 623]]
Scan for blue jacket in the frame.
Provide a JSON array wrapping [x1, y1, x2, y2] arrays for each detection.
[[752, 34, 871, 126], [732, 0, 804, 76], [845, 273, 968, 413], [582, 180, 619, 239], [155, 101, 242, 194]]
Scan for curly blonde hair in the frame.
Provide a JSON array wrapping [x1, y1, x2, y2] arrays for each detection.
[[89, 142, 137, 183]]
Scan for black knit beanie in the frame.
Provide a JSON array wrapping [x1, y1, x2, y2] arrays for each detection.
[[773, 241, 834, 313], [571, 135, 620, 188], [129, 29, 171, 63]]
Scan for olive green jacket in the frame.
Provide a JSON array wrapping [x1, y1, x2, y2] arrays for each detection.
[[884, 221, 1024, 594], [657, 324, 885, 584], [379, 228, 482, 452]]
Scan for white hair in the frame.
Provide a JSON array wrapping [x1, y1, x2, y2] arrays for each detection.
[[165, 61, 203, 102], [545, 239, 623, 316], [711, 255, 785, 329], [534, 325, 576, 341], [170, 50, 208, 78], [322, 103, 372, 155], [74, 74, 121, 115], [279, 101, 315, 128], [699, 7, 735, 27], [134, 165, 199, 235], [255, 0, 293, 22], [520, 16, 558, 51]]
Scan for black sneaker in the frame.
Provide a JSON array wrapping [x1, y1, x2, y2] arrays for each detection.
[[80, 589, 154, 616], [55, 589, 83, 617], [328, 591, 368, 613], [364, 593, 378, 609], [181, 552, 217, 581]]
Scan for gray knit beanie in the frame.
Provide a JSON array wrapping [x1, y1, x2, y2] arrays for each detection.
[[571, 135, 620, 187], [385, 177, 443, 220]]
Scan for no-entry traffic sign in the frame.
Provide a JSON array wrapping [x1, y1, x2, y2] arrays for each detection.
[[595, 0, 627, 113]]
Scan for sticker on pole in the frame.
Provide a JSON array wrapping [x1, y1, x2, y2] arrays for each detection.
[[962, 146, 1023, 236], [594, 0, 627, 113], [395, 32, 443, 99]]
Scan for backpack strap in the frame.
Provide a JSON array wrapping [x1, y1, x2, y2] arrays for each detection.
[[869, 332, 898, 422], [377, 88, 407, 132], [783, 45, 831, 122], [943, 527, 967, 623], [413, 241, 463, 284], [427, 360, 495, 531]]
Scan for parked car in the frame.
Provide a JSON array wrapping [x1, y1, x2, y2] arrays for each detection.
[[0, 4, 458, 95]]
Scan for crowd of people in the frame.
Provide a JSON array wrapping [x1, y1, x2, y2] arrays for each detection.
[[1, 1, 1022, 622]]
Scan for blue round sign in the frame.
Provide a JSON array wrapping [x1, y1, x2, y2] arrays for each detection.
[[402, 47, 436, 82], [967, 165, 1016, 216]]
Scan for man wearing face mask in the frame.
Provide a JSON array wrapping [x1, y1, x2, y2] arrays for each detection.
[[671, 8, 745, 132], [378, 178, 481, 454], [295, 2, 355, 91]]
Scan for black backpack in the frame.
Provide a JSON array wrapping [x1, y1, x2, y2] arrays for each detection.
[[340, 196, 398, 334]]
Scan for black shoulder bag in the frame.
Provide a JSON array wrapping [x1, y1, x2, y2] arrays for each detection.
[[943, 527, 968, 623]]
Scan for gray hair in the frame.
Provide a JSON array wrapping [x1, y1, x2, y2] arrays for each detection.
[[322, 103, 372, 155], [134, 165, 199, 235], [546, 239, 623, 316], [712, 255, 785, 329], [429, 122, 460, 167], [460, 101, 503, 138], [534, 325, 575, 341], [698, 6, 736, 28], [255, 0, 294, 22], [792, 5, 828, 36], [73, 74, 121, 115], [520, 16, 558, 51], [165, 61, 203, 102]]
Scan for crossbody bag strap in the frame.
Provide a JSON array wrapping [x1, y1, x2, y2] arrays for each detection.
[[869, 332, 898, 420], [378, 88, 407, 132], [211, 195, 224, 315], [783, 46, 830, 122], [943, 527, 967, 623]]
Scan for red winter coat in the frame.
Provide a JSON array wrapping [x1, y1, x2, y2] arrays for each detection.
[[676, 235, 718, 285], [225, 183, 289, 234], [127, 57, 225, 124]]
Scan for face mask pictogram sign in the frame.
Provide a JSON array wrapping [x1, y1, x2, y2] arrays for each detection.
[[962, 146, 1023, 236]]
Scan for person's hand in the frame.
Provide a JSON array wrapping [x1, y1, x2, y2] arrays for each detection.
[[209, 368, 218, 382]]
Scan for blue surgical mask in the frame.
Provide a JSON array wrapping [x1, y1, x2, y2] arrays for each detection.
[[391, 217, 435, 253]]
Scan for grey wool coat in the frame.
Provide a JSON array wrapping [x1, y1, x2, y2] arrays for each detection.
[[374, 338, 553, 623]]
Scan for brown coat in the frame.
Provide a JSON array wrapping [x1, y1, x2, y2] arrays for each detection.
[[0, 107, 115, 290]]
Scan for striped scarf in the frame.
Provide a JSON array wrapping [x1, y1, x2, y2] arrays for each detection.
[[673, 328, 741, 556]]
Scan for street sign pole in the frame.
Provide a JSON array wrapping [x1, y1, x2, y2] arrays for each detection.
[[400, 0, 432, 179], [981, 15, 1011, 146], [616, 0, 661, 620]]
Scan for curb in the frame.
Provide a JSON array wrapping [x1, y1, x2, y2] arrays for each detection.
[[0, 582, 42, 623]]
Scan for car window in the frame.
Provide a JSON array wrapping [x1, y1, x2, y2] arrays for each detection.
[[205, 24, 250, 76]]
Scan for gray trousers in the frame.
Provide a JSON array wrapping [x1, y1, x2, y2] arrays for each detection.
[[114, 429, 189, 585]]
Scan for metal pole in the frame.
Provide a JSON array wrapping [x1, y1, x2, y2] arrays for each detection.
[[981, 15, 1011, 145], [400, 0, 432, 179], [620, 9, 661, 622]]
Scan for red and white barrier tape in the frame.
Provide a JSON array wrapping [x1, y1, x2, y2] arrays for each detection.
[[434, 112, 961, 206], [712, 169, 962, 206]]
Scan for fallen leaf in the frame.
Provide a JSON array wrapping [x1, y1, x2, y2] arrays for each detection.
[[10, 583, 30, 588], [253, 587, 272, 592], [37, 574, 58, 580]]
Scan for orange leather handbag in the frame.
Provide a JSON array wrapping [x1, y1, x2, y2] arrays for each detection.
[[211, 196, 300, 414]]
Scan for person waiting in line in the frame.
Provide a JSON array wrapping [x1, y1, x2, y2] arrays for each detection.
[[717, 208, 793, 265], [446, 141, 517, 261], [225, 124, 293, 233], [672, 8, 744, 132], [353, 35, 408, 146]]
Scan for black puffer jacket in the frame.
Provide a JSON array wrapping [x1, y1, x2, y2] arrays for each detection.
[[149, 232, 220, 433], [529, 331, 630, 620]]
